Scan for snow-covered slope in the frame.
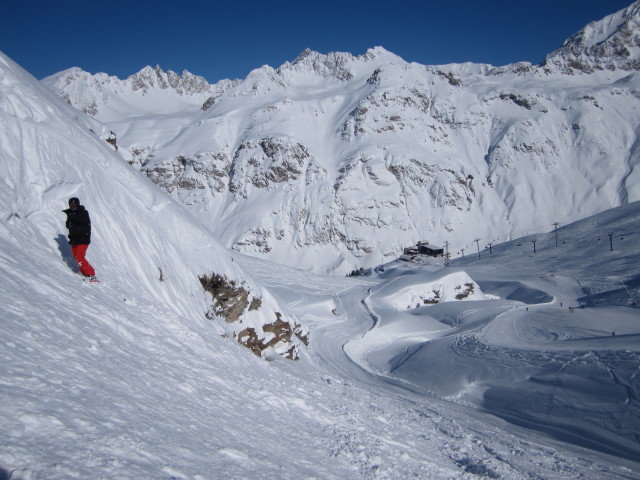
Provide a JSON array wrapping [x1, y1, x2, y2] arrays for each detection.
[[345, 200, 640, 462], [2, 50, 640, 478], [0, 51, 306, 361], [42, 2, 640, 274]]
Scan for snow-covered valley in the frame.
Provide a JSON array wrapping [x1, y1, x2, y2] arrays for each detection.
[[2, 2, 640, 479]]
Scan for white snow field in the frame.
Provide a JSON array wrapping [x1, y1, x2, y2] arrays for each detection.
[[2, 47, 640, 480], [342, 201, 640, 464]]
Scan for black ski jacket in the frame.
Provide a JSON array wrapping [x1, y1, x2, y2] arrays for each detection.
[[63, 205, 92, 245]]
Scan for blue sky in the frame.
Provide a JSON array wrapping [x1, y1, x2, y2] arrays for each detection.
[[1, 0, 634, 83]]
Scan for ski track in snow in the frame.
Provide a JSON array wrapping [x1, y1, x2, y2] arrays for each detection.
[[2, 204, 640, 479], [236, 255, 640, 479]]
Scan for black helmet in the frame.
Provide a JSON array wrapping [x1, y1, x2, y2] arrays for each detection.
[[68, 197, 80, 207]]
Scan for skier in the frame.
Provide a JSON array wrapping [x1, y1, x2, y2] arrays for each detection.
[[63, 197, 97, 282]]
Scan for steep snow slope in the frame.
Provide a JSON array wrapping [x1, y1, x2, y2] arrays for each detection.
[[42, 2, 640, 274], [0, 52, 305, 360], [2, 52, 640, 479]]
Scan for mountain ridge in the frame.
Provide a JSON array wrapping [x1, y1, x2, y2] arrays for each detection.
[[41, 1, 640, 274], [543, 0, 640, 73]]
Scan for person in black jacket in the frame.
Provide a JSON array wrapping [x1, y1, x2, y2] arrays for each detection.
[[63, 197, 97, 280]]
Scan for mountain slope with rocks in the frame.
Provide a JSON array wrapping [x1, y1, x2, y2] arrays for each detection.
[[1, 51, 306, 361], [43, 2, 640, 274]]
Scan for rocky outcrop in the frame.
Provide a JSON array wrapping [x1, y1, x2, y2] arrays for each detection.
[[199, 273, 308, 360], [543, 1, 640, 73], [140, 152, 231, 205], [237, 314, 309, 360], [128, 65, 212, 95], [229, 137, 310, 194]]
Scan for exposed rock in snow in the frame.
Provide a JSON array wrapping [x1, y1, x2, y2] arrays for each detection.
[[199, 273, 308, 359], [0, 50, 303, 362], [543, 1, 640, 73]]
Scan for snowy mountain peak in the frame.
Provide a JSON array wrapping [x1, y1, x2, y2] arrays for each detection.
[[42, 64, 223, 117], [361, 45, 405, 63], [284, 46, 405, 80], [290, 48, 356, 66], [544, 0, 640, 73], [282, 48, 358, 80], [127, 65, 211, 95]]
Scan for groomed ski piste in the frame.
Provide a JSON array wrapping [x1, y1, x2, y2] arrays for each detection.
[[2, 51, 640, 479]]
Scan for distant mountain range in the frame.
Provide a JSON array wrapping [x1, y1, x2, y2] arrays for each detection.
[[42, 1, 640, 274]]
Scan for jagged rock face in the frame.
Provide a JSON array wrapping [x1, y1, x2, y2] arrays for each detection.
[[229, 137, 313, 196], [129, 66, 212, 95], [142, 152, 231, 205], [543, 1, 640, 73], [43, 3, 640, 273]]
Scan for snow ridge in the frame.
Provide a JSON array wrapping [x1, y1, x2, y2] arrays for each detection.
[[544, 0, 640, 73]]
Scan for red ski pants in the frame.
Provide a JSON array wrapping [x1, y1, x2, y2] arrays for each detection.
[[71, 244, 96, 277]]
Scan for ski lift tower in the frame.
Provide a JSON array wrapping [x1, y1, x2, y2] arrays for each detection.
[[553, 222, 561, 247], [444, 241, 450, 266]]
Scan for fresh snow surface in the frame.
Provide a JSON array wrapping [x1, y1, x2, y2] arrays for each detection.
[[2, 48, 640, 479], [344, 202, 640, 464]]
